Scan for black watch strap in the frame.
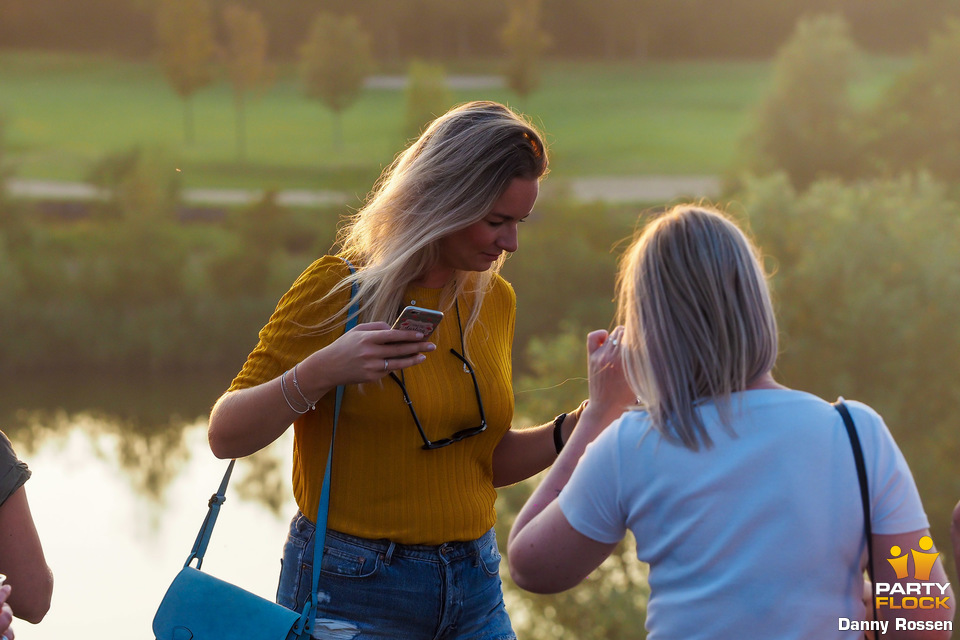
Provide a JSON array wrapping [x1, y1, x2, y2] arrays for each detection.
[[552, 413, 567, 454]]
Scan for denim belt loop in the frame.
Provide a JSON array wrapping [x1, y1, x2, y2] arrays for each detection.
[[383, 541, 396, 566]]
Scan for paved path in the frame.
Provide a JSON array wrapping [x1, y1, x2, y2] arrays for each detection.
[[7, 175, 721, 208], [365, 75, 505, 90], [553, 175, 721, 203], [6, 178, 351, 207]]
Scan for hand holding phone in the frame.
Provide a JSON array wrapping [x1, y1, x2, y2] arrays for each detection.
[[392, 305, 444, 338]]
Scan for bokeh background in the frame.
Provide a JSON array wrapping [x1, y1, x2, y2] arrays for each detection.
[[1, 1, 959, 638]]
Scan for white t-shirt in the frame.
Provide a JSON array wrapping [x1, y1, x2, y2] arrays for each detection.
[[558, 390, 928, 639]]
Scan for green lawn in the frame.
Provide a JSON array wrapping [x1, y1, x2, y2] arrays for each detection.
[[0, 52, 905, 192]]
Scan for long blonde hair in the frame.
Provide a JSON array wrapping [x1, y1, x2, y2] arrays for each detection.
[[316, 101, 548, 335], [616, 205, 778, 450]]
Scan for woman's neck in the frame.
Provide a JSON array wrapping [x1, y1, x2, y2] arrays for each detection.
[[745, 372, 788, 391]]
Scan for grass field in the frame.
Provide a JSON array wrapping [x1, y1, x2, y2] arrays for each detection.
[[0, 52, 907, 193]]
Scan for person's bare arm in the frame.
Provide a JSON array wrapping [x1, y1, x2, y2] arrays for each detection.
[[508, 328, 633, 592], [491, 405, 584, 488], [0, 487, 52, 624]]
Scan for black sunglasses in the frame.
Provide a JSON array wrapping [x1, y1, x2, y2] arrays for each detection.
[[389, 348, 487, 450]]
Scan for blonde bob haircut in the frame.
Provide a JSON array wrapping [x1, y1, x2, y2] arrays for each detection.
[[616, 205, 778, 450], [318, 101, 548, 338]]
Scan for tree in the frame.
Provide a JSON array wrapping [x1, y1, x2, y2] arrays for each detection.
[[868, 20, 960, 183], [222, 4, 273, 163], [155, 0, 218, 145], [740, 14, 862, 190], [299, 12, 375, 150], [402, 60, 452, 141], [500, 0, 551, 105]]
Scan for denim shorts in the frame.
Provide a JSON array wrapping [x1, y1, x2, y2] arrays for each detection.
[[276, 511, 516, 640]]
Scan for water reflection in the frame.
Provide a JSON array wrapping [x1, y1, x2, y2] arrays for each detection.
[[11, 409, 192, 504], [1, 371, 290, 513], [1, 371, 295, 640]]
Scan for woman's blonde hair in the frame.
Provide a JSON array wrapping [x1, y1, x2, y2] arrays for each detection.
[[317, 101, 547, 335], [616, 205, 778, 450]]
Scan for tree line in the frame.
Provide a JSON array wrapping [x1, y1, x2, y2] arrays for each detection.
[[148, 0, 545, 157], [2, 0, 959, 60]]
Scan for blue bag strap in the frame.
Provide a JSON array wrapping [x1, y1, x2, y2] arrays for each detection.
[[184, 459, 236, 569], [298, 258, 359, 639], [182, 258, 360, 637]]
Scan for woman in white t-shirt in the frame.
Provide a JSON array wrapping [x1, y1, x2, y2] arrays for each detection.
[[508, 205, 955, 639]]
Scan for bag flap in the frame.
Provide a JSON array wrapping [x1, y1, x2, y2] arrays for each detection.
[[153, 567, 301, 640]]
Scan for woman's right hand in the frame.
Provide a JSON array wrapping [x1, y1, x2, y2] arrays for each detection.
[[300, 322, 438, 390]]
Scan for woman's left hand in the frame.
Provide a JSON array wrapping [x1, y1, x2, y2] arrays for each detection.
[[583, 326, 635, 423], [0, 585, 14, 640]]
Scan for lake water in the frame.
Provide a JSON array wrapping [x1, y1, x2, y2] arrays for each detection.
[[2, 371, 301, 640], [3, 370, 609, 640]]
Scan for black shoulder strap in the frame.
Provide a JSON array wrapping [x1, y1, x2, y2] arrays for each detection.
[[833, 399, 877, 631]]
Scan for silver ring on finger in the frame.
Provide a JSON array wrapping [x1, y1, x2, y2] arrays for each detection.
[[610, 338, 619, 347], [384, 359, 389, 371]]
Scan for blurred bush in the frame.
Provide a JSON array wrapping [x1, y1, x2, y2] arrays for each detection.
[[0, 145, 339, 372], [741, 172, 960, 581]]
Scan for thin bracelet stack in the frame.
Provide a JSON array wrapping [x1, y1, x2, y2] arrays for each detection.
[[280, 364, 318, 414]]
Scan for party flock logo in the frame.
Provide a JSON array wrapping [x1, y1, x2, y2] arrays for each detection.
[[840, 535, 952, 635]]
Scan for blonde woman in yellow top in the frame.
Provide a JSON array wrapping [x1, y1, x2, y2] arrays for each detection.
[[207, 101, 587, 639]]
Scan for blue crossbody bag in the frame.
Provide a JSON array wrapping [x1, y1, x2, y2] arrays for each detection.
[[153, 263, 359, 640]]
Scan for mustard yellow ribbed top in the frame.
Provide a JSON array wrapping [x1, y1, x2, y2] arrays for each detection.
[[229, 256, 515, 544]]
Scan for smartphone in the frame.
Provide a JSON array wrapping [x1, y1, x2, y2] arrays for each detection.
[[392, 305, 444, 338]]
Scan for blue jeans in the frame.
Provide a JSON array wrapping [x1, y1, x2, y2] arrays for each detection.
[[277, 511, 516, 640]]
